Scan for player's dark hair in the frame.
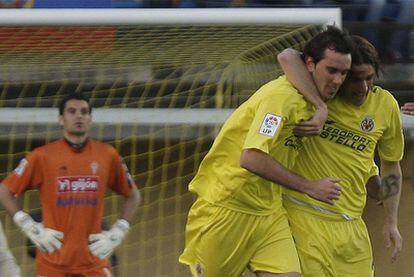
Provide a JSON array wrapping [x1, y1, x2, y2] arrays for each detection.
[[303, 25, 354, 64], [350, 35, 380, 75], [59, 94, 91, 115]]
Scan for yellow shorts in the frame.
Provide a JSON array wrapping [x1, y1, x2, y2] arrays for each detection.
[[179, 198, 300, 277], [285, 204, 374, 277]]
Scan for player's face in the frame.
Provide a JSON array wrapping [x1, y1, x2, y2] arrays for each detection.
[[306, 48, 351, 101], [339, 64, 375, 106], [59, 99, 91, 137]]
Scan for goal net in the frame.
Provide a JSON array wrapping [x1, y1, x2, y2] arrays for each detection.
[[0, 8, 340, 276]]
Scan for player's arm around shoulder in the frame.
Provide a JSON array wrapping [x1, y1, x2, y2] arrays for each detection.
[[278, 48, 328, 136], [240, 148, 341, 205]]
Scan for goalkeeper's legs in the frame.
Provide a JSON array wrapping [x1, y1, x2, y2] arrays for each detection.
[[0, 221, 21, 277]]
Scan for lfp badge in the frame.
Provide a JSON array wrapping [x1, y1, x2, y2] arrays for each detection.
[[259, 113, 282, 137]]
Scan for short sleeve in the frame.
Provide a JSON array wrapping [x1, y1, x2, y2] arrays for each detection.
[[377, 99, 404, 161], [243, 93, 297, 154], [2, 151, 43, 195], [243, 86, 307, 153], [108, 150, 135, 197]]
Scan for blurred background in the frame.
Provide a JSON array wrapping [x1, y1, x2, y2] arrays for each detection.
[[0, 1, 413, 277]]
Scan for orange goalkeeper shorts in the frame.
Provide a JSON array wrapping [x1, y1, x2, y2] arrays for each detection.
[[36, 258, 113, 277]]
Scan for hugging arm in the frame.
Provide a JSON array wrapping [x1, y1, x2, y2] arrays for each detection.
[[278, 48, 327, 136]]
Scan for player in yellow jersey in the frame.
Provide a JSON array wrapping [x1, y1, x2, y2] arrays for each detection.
[[179, 26, 353, 277], [277, 35, 404, 277]]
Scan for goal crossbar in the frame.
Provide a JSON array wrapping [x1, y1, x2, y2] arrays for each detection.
[[0, 8, 342, 26]]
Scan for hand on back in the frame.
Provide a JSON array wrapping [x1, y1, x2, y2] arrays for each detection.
[[306, 178, 341, 205]]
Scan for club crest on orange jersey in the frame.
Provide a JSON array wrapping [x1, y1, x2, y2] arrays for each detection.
[[259, 113, 282, 137], [360, 116, 375, 133], [90, 161, 99, 174]]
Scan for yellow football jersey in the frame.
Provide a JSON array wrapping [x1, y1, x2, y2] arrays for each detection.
[[284, 86, 404, 218], [189, 76, 314, 215]]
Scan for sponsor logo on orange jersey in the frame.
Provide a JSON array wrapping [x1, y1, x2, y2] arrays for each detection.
[[56, 176, 99, 192]]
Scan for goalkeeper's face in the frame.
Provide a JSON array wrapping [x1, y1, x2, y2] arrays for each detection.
[[59, 99, 92, 139], [307, 48, 351, 101]]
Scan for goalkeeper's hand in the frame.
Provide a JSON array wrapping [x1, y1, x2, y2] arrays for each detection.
[[88, 219, 130, 259], [13, 211, 64, 254]]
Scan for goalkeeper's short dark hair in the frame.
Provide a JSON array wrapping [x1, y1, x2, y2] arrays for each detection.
[[59, 94, 92, 115], [303, 25, 354, 65]]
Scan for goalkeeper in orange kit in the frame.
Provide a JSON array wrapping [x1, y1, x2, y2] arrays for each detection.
[[0, 94, 141, 276]]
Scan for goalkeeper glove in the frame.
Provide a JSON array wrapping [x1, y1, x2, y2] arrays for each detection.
[[88, 219, 130, 259], [13, 211, 64, 254]]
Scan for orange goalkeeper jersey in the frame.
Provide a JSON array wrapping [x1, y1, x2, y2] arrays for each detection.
[[3, 138, 135, 272]]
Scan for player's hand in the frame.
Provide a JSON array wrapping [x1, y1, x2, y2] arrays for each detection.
[[293, 105, 328, 136], [383, 221, 402, 263], [88, 219, 130, 259], [13, 211, 64, 254], [306, 178, 341, 205], [401, 102, 414, 115]]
